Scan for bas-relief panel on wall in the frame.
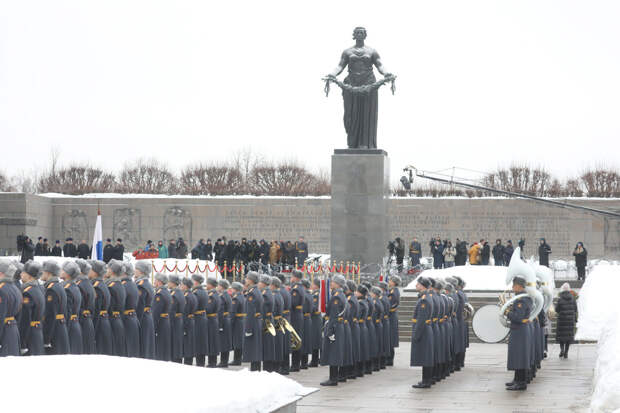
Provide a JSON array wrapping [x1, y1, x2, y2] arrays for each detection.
[[113, 208, 141, 249], [61, 210, 88, 242], [164, 207, 192, 244]]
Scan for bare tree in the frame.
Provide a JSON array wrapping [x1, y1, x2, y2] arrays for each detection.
[[579, 167, 620, 197], [180, 164, 243, 195], [249, 161, 329, 196], [116, 159, 177, 194], [0, 171, 15, 192], [37, 164, 116, 194], [483, 164, 552, 196]]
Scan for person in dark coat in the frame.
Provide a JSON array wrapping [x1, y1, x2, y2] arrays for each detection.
[[152, 273, 172, 361], [60, 261, 83, 354], [289, 270, 305, 371], [573, 242, 588, 281], [270, 277, 285, 373], [77, 240, 90, 259], [363, 282, 376, 375], [301, 278, 313, 369], [20, 236, 35, 263], [431, 239, 444, 269], [370, 287, 384, 372], [480, 240, 491, 265], [113, 239, 125, 261], [0, 260, 22, 357], [505, 276, 533, 391], [229, 281, 246, 366], [134, 260, 155, 359], [105, 259, 127, 357], [278, 274, 292, 374], [555, 283, 578, 358], [88, 260, 113, 355], [411, 277, 434, 388], [49, 240, 62, 257], [205, 239, 213, 261], [18, 261, 45, 356], [176, 238, 188, 259], [167, 239, 177, 259], [259, 274, 276, 372], [409, 238, 422, 267], [216, 279, 233, 367], [345, 280, 360, 379], [492, 239, 505, 266], [191, 274, 209, 367], [121, 262, 140, 358], [41, 260, 69, 355], [503, 241, 514, 267], [181, 277, 197, 365], [320, 274, 346, 386], [309, 278, 323, 368], [295, 237, 309, 266], [168, 275, 186, 363], [355, 285, 369, 378], [102, 239, 114, 263], [75, 260, 96, 354], [242, 272, 263, 371], [538, 238, 552, 267], [63, 238, 78, 258], [205, 277, 220, 367], [379, 281, 391, 369], [387, 275, 401, 366], [34, 237, 46, 256]]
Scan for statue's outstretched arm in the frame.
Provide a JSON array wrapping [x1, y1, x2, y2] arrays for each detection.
[[328, 51, 348, 78], [373, 51, 393, 79]]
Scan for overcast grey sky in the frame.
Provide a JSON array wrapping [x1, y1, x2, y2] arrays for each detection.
[[1, 0, 619, 185]]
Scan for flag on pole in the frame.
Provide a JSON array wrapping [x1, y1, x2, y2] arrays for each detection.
[[91, 209, 103, 260], [319, 277, 330, 313]]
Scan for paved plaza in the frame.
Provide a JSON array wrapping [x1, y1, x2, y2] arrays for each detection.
[[290, 342, 596, 413]]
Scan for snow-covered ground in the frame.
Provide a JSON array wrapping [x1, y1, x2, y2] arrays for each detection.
[[574, 265, 620, 413], [0, 355, 315, 413]]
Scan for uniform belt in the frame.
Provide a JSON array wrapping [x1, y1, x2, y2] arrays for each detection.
[[274, 315, 282, 320], [55, 314, 65, 320], [99, 310, 108, 317], [123, 309, 135, 315], [282, 310, 290, 314], [375, 319, 381, 323], [255, 312, 261, 317], [426, 320, 431, 324], [111, 311, 120, 317], [367, 316, 371, 321], [522, 319, 530, 323], [303, 313, 310, 317], [30, 320, 41, 327], [223, 312, 229, 316], [389, 308, 397, 312], [194, 310, 206, 315], [352, 318, 358, 322], [439, 319, 445, 323], [294, 305, 302, 310], [337, 317, 343, 322], [266, 312, 272, 317], [175, 313, 183, 318], [207, 313, 217, 317], [383, 315, 388, 319], [160, 313, 169, 318], [313, 311, 320, 315], [324, 316, 329, 320], [4, 316, 15, 324], [235, 313, 246, 317], [144, 307, 151, 313], [70, 314, 78, 321], [82, 310, 91, 316], [432, 318, 438, 322], [188, 314, 194, 319], [411, 318, 417, 323]]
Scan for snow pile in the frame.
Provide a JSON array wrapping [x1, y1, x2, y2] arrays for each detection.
[[0, 355, 314, 413], [574, 266, 620, 413], [575, 266, 620, 341], [405, 265, 513, 291]]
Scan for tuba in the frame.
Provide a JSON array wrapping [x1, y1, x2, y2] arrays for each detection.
[[263, 319, 276, 336], [282, 318, 302, 351], [499, 247, 543, 327], [463, 302, 475, 321]]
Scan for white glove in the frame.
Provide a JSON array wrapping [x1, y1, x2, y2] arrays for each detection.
[[20, 348, 28, 355], [219, 328, 224, 332], [328, 334, 335, 342], [44, 343, 52, 348], [245, 332, 253, 337]]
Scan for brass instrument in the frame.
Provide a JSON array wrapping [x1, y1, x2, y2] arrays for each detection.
[[282, 318, 302, 351], [463, 302, 475, 321], [263, 319, 276, 336]]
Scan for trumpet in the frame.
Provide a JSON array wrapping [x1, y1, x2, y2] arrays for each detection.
[[282, 318, 302, 351]]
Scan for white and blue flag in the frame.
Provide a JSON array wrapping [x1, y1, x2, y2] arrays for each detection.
[[91, 210, 103, 260]]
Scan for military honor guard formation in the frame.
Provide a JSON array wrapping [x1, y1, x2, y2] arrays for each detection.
[[0, 246, 548, 392]]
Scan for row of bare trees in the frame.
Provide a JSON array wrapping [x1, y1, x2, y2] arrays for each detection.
[[393, 164, 620, 198]]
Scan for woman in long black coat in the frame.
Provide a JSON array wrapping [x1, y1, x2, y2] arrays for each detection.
[[555, 283, 577, 358]]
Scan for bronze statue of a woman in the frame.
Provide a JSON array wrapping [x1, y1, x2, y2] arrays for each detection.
[[325, 27, 395, 149]]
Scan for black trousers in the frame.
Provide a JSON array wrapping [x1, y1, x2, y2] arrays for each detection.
[[515, 369, 526, 383], [577, 266, 586, 280], [195, 354, 206, 367], [560, 342, 571, 355], [183, 357, 193, 365]]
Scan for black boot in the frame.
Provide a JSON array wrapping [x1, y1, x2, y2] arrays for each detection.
[[321, 366, 338, 386], [338, 366, 347, 383], [250, 361, 261, 372], [365, 360, 372, 374], [412, 366, 433, 388], [301, 354, 309, 369], [195, 354, 206, 367], [183, 357, 194, 365], [230, 349, 242, 366], [380, 356, 386, 369], [386, 349, 394, 366], [564, 343, 570, 358], [373, 357, 380, 372], [309, 349, 319, 367], [217, 352, 229, 368], [507, 369, 527, 391], [281, 360, 290, 375], [347, 365, 357, 380], [207, 355, 218, 367], [290, 351, 300, 372], [357, 362, 365, 378]]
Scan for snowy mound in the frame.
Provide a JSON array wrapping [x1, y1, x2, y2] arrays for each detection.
[[590, 312, 620, 413], [405, 265, 512, 291], [0, 355, 314, 413], [575, 266, 620, 341]]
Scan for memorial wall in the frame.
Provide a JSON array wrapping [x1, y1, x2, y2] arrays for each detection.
[[1, 193, 618, 260]]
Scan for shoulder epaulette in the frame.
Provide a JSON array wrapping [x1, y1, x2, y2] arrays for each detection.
[[138, 280, 144, 286], [47, 282, 55, 289], [24, 286, 32, 292], [109, 282, 115, 287], [122, 280, 126, 285], [64, 283, 70, 289], [0, 282, 4, 289], [422, 294, 426, 299], [94, 281, 100, 287], [184, 292, 188, 297], [293, 285, 298, 289]]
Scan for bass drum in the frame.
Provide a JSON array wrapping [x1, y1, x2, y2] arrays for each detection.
[[472, 304, 510, 343]]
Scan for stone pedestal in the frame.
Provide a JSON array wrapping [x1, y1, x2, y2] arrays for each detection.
[[330, 149, 390, 266]]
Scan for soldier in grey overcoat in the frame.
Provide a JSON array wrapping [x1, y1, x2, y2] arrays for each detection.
[[505, 276, 533, 391], [410, 276, 434, 388], [242, 272, 263, 371], [229, 281, 246, 366], [319, 274, 346, 386], [216, 279, 232, 367], [205, 277, 220, 367], [289, 270, 305, 372], [309, 278, 322, 367], [259, 274, 276, 372], [387, 275, 401, 366], [191, 274, 208, 367]]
